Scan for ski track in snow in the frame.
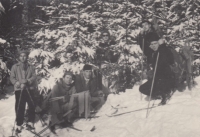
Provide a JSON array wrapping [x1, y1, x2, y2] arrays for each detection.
[[1, 77, 200, 137]]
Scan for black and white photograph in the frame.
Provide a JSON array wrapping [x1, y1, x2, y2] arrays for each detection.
[[0, 0, 200, 137]]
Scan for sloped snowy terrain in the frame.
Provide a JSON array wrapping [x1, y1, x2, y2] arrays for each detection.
[[0, 77, 200, 137]]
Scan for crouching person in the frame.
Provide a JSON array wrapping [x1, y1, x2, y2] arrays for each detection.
[[75, 64, 104, 118], [10, 49, 40, 134], [139, 40, 175, 105], [49, 71, 77, 132]]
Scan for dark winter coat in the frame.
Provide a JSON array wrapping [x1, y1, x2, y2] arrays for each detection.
[[137, 28, 160, 65], [75, 72, 98, 97], [152, 44, 174, 80], [139, 44, 175, 97]]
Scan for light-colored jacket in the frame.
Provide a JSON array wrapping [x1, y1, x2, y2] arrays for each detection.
[[10, 62, 36, 91]]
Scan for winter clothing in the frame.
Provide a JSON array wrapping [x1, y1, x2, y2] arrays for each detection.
[[180, 45, 194, 74], [63, 71, 73, 77], [180, 45, 194, 89], [10, 62, 36, 91], [75, 72, 98, 97], [15, 90, 35, 126], [83, 64, 92, 70], [49, 79, 77, 124], [139, 44, 175, 97], [75, 72, 104, 115], [18, 49, 29, 56], [137, 28, 160, 65], [10, 62, 37, 126]]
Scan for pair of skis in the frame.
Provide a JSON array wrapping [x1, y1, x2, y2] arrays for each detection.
[[26, 124, 82, 137], [106, 92, 174, 118]]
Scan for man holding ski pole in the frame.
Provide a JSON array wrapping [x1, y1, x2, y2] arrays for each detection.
[[10, 49, 40, 134], [139, 39, 175, 105]]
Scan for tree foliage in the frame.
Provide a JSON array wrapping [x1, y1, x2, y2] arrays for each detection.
[[0, 0, 200, 92]]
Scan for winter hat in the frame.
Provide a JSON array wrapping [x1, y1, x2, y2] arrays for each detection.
[[63, 71, 73, 77], [18, 49, 29, 56], [150, 34, 160, 44], [83, 64, 92, 71], [101, 28, 110, 37]]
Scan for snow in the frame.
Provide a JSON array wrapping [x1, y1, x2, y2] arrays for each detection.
[[1, 77, 200, 137], [0, 38, 6, 44]]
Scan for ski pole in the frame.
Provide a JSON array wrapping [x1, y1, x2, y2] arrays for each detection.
[[146, 52, 159, 118], [140, 37, 145, 100], [26, 88, 46, 126], [10, 89, 23, 137]]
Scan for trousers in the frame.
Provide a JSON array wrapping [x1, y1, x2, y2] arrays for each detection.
[[15, 89, 35, 126]]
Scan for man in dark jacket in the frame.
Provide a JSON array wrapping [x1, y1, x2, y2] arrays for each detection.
[[10, 49, 40, 133], [137, 20, 162, 66], [96, 29, 119, 64], [139, 40, 175, 105], [75, 64, 104, 115]]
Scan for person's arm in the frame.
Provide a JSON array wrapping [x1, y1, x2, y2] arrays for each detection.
[[10, 65, 20, 88], [74, 75, 82, 93], [27, 66, 37, 85]]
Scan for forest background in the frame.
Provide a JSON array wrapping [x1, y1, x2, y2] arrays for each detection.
[[0, 0, 200, 93]]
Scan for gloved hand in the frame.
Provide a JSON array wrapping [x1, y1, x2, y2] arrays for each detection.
[[147, 70, 153, 79], [15, 81, 21, 88], [35, 106, 42, 113], [20, 84, 26, 90], [21, 79, 28, 84]]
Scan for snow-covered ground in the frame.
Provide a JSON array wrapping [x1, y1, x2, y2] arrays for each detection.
[[1, 77, 200, 137]]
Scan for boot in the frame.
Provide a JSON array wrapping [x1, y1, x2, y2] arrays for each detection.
[[49, 121, 56, 134], [26, 122, 35, 130], [158, 95, 167, 106], [15, 125, 22, 134]]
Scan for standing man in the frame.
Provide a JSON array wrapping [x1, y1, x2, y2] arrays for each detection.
[[96, 29, 121, 95], [96, 29, 119, 64], [139, 40, 175, 105], [10, 49, 38, 133], [137, 20, 162, 66]]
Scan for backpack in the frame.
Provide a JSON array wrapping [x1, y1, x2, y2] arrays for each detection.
[[169, 47, 187, 87]]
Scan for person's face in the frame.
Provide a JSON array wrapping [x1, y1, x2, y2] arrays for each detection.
[[19, 53, 27, 63], [63, 75, 73, 85], [150, 41, 159, 51], [102, 32, 109, 42], [142, 22, 151, 32], [83, 70, 92, 79]]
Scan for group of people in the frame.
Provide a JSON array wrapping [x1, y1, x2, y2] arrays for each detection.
[[10, 49, 105, 134], [8, 19, 194, 135]]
